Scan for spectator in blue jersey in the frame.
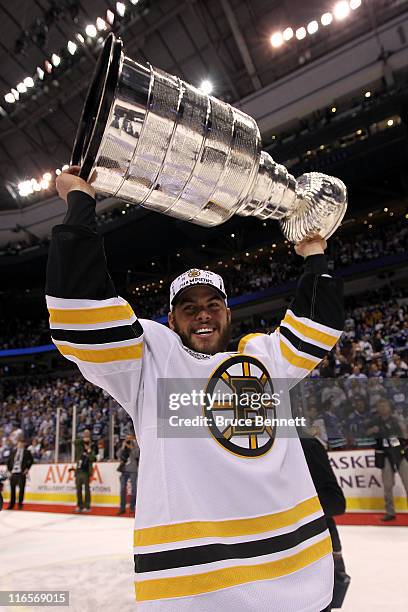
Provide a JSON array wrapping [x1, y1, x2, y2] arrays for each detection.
[[91, 412, 106, 441], [322, 401, 347, 449], [347, 396, 375, 448]]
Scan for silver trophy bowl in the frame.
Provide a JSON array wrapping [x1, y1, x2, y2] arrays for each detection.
[[71, 34, 347, 243]]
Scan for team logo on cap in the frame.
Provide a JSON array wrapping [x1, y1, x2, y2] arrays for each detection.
[[204, 355, 277, 457], [188, 269, 201, 278]]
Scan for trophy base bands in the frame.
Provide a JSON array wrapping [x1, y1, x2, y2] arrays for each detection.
[[0, 591, 69, 606]]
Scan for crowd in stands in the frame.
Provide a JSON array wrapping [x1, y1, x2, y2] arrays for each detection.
[[0, 318, 50, 351], [0, 376, 133, 465], [2, 216, 407, 348], [130, 217, 408, 319], [1, 283, 408, 463]]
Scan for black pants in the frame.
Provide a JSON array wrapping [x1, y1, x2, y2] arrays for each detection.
[[76, 471, 91, 509], [9, 473, 26, 508]]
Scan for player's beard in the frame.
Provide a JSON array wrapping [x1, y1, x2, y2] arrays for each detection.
[[172, 321, 231, 355]]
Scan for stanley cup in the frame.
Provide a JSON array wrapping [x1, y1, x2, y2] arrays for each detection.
[[71, 34, 347, 243]]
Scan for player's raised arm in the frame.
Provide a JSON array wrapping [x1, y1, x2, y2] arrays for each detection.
[[45, 167, 144, 412], [239, 236, 344, 388]]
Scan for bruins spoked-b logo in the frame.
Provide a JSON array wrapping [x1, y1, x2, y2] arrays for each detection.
[[204, 355, 278, 457]]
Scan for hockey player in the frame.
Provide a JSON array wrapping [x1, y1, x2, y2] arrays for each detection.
[[46, 167, 344, 611]]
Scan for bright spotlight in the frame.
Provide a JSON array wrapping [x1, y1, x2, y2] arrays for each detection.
[[36, 66, 45, 80], [40, 179, 49, 190], [51, 53, 61, 67], [116, 2, 126, 17], [76, 33, 85, 43], [270, 31, 283, 47], [350, 0, 362, 9], [11, 88, 19, 100], [106, 9, 115, 25], [333, 1, 350, 20], [67, 41, 77, 55], [96, 17, 106, 31], [4, 92, 15, 103], [62, 164, 69, 171], [56, 169, 62, 175], [24, 77, 34, 88], [283, 27, 294, 41], [43, 172, 52, 181], [387, 119, 394, 127], [307, 20, 319, 35], [331, 106, 337, 113], [85, 24, 97, 37], [18, 181, 33, 197], [295, 27, 307, 40], [365, 91, 371, 98], [321, 12, 333, 26], [16, 82, 27, 93], [199, 79, 213, 95], [32, 181, 41, 192]]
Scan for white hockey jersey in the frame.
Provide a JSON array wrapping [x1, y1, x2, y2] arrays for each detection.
[[45, 191, 344, 611]]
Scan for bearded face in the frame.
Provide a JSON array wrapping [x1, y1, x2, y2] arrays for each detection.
[[168, 286, 231, 355]]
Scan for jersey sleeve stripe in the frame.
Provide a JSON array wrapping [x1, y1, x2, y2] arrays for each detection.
[[46, 295, 128, 309], [286, 308, 342, 337], [283, 312, 340, 347], [50, 325, 140, 344], [278, 326, 327, 360], [134, 536, 332, 602], [49, 303, 134, 325], [238, 333, 265, 353], [134, 496, 321, 547], [55, 342, 143, 363], [279, 339, 319, 372]]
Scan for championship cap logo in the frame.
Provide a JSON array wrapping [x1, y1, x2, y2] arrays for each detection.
[[188, 269, 201, 278], [170, 268, 227, 308]]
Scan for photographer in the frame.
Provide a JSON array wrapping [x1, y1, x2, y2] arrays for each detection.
[[367, 398, 408, 521], [73, 429, 96, 513], [117, 435, 139, 515]]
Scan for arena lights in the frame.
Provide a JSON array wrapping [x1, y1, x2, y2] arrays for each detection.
[[321, 13, 333, 26], [296, 27, 307, 41], [283, 27, 294, 41], [3, 3, 146, 112], [67, 41, 77, 55], [270, 0, 362, 50], [333, 1, 350, 20], [116, 2, 126, 17], [85, 24, 97, 38], [96, 17, 107, 31], [307, 21, 319, 35], [271, 32, 283, 48], [199, 79, 213, 94], [51, 53, 61, 67]]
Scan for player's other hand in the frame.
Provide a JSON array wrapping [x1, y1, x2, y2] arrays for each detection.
[[294, 235, 327, 258], [56, 165, 96, 203]]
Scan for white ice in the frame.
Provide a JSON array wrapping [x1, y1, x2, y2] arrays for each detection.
[[0, 511, 407, 611]]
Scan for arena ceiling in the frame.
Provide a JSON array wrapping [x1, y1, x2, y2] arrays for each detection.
[[0, 0, 404, 212]]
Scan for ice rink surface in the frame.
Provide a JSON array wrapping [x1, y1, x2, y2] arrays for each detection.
[[0, 510, 407, 612]]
